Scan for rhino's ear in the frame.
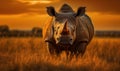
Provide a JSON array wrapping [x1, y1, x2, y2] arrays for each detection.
[[46, 6, 56, 16], [76, 7, 86, 16]]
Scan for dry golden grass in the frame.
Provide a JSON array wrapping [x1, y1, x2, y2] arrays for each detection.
[[0, 37, 120, 71]]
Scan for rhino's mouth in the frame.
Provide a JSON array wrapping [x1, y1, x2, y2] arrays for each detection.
[[58, 44, 71, 49], [57, 41, 72, 48], [56, 37, 73, 46], [58, 41, 71, 45]]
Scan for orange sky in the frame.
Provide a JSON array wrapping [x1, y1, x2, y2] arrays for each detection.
[[0, 0, 120, 30]]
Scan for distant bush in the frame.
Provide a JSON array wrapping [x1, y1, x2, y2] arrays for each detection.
[[95, 31, 120, 37]]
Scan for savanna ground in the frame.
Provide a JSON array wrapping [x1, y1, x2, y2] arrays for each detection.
[[0, 37, 120, 71]]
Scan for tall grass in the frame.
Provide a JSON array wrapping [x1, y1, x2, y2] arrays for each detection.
[[0, 37, 120, 71]]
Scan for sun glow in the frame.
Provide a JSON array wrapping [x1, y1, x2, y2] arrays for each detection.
[[31, 0, 52, 4], [20, 0, 52, 4], [40, 0, 52, 3]]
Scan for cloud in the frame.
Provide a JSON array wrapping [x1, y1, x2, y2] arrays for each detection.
[[60, 0, 120, 14], [0, 0, 120, 15], [0, 0, 48, 15], [0, 0, 29, 14]]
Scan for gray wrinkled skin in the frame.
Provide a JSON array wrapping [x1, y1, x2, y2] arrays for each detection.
[[43, 4, 94, 58]]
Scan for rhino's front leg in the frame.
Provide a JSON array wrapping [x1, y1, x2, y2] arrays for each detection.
[[75, 42, 87, 57], [47, 42, 56, 55], [47, 42, 62, 56]]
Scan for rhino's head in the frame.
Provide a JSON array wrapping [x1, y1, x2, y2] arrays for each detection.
[[46, 4, 85, 46], [53, 16, 76, 45]]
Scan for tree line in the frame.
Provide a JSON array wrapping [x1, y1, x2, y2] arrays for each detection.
[[0, 25, 120, 38], [0, 25, 42, 37]]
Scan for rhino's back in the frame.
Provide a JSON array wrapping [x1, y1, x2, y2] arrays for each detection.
[[76, 14, 94, 44]]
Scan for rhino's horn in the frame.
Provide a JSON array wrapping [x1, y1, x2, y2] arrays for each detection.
[[61, 20, 69, 35]]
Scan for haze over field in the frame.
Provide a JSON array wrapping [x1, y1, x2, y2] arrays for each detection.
[[0, 0, 120, 30]]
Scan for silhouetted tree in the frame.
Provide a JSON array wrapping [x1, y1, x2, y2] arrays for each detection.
[[0, 25, 9, 37]]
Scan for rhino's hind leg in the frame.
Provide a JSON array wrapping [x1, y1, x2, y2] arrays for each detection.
[[75, 42, 87, 58]]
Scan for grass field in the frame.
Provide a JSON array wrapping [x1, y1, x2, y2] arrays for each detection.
[[0, 37, 120, 71]]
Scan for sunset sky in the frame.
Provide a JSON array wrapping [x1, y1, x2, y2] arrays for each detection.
[[0, 0, 120, 30]]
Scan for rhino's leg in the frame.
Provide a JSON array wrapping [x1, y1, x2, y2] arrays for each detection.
[[65, 50, 70, 60], [68, 51, 75, 60], [75, 42, 87, 58], [47, 43, 62, 58], [47, 42, 56, 55], [65, 47, 76, 60], [54, 47, 62, 56]]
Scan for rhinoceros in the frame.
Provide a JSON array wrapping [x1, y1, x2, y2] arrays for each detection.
[[43, 4, 94, 57]]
